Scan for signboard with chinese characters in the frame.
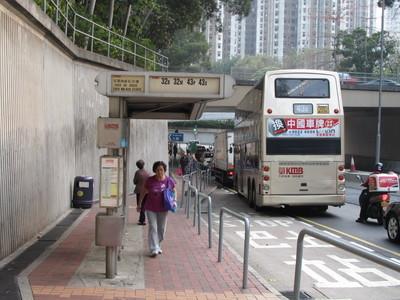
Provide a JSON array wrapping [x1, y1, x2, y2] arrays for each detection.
[[111, 75, 145, 93], [149, 76, 220, 95], [267, 118, 341, 138], [97, 118, 129, 149], [100, 156, 123, 208]]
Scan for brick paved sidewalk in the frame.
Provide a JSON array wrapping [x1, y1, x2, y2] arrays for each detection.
[[25, 173, 282, 300]]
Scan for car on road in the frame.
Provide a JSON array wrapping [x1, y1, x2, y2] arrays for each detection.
[[337, 72, 359, 85], [359, 79, 400, 87], [383, 201, 400, 242]]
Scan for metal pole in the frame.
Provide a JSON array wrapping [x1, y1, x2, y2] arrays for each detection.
[[218, 210, 224, 263], [218, 207, 250, 289], [293, 231, 305, 300], [375, 2, 385, 164]]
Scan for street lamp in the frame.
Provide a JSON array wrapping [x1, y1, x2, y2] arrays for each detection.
[[375, 1, 385, 164]]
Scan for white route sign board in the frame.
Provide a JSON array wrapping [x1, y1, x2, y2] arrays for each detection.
[[94, 71, 234, 98]]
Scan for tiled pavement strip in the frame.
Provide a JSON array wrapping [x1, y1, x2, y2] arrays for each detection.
[[22, 173, 283, 300]]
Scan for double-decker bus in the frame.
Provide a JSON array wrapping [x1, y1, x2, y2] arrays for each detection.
[[234, 69, 345, 211]]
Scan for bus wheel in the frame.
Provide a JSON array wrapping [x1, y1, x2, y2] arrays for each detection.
[[252, 184, 261, 211], [314, 205, 328, 213], [248, 185, 254, 208]]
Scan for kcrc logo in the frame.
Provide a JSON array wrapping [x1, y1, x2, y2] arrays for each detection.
[[279, 167, 304, 175]]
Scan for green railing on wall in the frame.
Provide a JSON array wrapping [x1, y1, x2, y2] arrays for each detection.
[[36, 0, 168, 71]]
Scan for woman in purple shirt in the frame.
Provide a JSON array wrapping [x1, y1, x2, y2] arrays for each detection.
[[137, 161, 176, 257]]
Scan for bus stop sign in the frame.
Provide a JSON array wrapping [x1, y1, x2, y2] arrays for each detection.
[[169, 133, 184, 142]]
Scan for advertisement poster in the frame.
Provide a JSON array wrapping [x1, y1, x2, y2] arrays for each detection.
[[267, 118, 341, 138]]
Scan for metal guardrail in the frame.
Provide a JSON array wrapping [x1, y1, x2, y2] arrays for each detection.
[[37, 0, 168, 71], [196, 192, 212, 248], [293, 228, 400, 300], [186, 184, 198, 222], [218, 207, 250, 289]]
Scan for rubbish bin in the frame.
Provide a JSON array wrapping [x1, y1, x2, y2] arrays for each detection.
[[72, 176, 94, 209]]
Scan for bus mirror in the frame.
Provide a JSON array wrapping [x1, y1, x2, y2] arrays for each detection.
[[229, 147, 233, 154]]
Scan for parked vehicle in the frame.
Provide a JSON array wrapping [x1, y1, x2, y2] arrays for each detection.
[[213, 131, 234, 186], [359, 79, 400, 87], [384, 201, 400, 242]]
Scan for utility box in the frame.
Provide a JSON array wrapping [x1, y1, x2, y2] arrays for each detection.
[[97, 117, 129, 149], [95, 213, 124, 247], [368, 173, 399, 193], [72, 176, 94, 208]]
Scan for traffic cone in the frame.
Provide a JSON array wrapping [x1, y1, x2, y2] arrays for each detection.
[[350, 156, 356, 172]]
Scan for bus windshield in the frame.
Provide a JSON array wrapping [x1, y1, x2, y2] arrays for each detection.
[[275, 78, 329, 98]]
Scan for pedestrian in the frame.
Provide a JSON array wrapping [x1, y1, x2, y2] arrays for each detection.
[[179, 151, 189, 175], [173, 144, 178, 160], [137, 161, 177, 257], [133, 159, 150, 225]]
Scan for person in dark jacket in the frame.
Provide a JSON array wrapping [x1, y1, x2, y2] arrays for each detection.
[[356, 162, 383, 223], [134, 159, 149, 225]]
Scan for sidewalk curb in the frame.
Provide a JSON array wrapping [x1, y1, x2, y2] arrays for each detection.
[[17, 209, 91, 300]]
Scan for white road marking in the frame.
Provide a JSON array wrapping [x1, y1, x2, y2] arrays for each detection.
[[285, 257, 361, 288], [329, 255, 400, 287], [285, 231, 333, 248], [236, 231, 290, 249]]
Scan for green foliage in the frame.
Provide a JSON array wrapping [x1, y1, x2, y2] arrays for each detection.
[[163, 29, 210, 72], [334, 28, 397, 73], [169, 120, 234, 130], [377, 0, 399, 7]]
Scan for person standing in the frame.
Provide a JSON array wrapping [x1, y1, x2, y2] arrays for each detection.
[[137, 161, 176, 257], [133, 160, 149, 225], [179, 151, 189, 175], [173, 144, 178, 160]]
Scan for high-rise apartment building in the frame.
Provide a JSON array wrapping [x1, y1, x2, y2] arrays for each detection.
[[385, 3, 400, 39], [206, 0, 376, 63], [339, 0, 377, 34]]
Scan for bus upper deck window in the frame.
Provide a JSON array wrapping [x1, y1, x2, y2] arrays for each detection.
[[275, 78, 330, 98]]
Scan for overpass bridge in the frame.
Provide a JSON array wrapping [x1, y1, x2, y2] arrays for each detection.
[[205, 82, 400, 172]]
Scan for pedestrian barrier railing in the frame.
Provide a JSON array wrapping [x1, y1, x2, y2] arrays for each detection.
[[218, 207, 250, 289], [293, 228, 400, 300], [195, 192, 212, 248], [186, 184, 198, 221], [36, 0, 168, 71], [180, 174, 190, 208]]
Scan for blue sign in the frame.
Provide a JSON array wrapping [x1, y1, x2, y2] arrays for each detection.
[[169, 133, 184, 142]]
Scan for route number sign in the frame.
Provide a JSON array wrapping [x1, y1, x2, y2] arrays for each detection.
[[149, 75, 220, 95]]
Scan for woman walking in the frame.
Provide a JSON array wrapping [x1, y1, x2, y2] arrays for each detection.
[[137, 161, 176, 257]]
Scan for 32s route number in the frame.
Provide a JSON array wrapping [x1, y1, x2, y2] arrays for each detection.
[[160, 77, 208, 86]]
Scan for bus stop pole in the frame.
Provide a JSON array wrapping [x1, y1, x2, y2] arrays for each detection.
[[105, 96, 124, 278]]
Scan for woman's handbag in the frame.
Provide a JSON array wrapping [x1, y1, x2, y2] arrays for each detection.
[[163, 177, 177, 212]]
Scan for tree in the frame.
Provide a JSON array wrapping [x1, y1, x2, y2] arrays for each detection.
[[377, 0, 398, 8], [334, 28, 397, 73], [163, 29, 210, 72]]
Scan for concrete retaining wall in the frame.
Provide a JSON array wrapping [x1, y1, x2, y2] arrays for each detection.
[[0, 2, 167, 261]]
